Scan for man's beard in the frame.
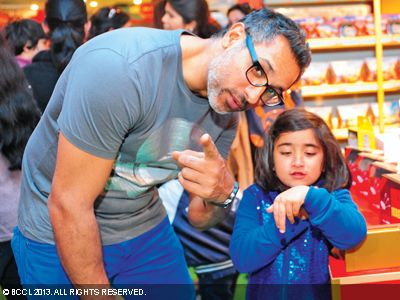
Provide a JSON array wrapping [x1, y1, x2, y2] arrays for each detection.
[[206, 44, 245, 115], [207, 55, 229, 115]]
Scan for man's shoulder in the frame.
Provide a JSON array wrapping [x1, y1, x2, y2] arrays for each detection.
[[77, 28, 183, 59]]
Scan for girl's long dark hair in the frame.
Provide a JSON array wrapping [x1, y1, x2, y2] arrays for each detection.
[[45, 0, 87, 72], [167, 0, 219, 38], [255, 108, 351, 192], [0, 34, 40, 170]]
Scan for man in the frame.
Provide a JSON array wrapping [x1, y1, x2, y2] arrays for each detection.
[[12, 8, 310, 299]]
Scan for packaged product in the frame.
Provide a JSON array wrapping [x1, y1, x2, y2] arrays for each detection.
[[361, 57, 400, 82], [337, 103, 370, 128], [370, 100, 400, 125], [295, 17, 321, 39], [387, 14, 400, 35], [316, 22, 338, 38], [338, 16, 358, 37], [327, 60, 364, 84], [301, 62, 330, 86]]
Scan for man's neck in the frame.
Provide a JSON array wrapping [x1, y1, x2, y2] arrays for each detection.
[[180, 35, 220, 99]]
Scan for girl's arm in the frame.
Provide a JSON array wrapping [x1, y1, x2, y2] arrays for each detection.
[[230, 186, 308, 273], [304, 187, 367, 250]]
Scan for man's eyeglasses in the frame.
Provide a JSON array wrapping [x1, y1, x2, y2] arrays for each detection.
[[245, 34, 284, 107]]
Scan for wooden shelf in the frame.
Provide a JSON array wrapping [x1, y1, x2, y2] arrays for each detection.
[[308, 35, 400, 50], [302, 80, 400, 98]]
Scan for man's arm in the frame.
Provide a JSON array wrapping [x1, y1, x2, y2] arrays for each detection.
[[185, 194, 229, 230], [48, 133, 114, 289], [172, 134, 235, 230]]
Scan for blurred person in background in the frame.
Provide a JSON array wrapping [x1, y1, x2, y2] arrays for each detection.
[[161, 0, 220, 38], [4, 19, 48, 68], [153, 0, 166, 29], [226, 3, 253, 28], [23, 0, 87, 113], [0, 33, 41, 300], [88, 6, 130, 40]]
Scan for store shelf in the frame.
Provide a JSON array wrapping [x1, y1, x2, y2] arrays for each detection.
[[266, 0, 371, 7], [302, 80, 400, 98], [308, 35, 400, 50]]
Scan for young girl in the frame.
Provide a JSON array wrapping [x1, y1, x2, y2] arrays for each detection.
[[230, 108, 367, 299]]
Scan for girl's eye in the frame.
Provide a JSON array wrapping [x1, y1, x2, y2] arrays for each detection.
[[280, 152, 291, 156], [305, 152, 316, 156]]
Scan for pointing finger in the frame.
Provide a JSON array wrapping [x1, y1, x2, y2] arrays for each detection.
[[200, 134, 219, 160]]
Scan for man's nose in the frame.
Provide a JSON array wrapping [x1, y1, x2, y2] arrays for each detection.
[[244, 85, 265, 106]]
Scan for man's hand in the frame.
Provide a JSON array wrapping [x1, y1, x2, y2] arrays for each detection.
[[266, 185, 309, 234], [172, 133, 234, 203]]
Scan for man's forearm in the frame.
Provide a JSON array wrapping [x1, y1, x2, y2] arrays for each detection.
[[187, 194, 230, 230], [49, 196, 109, 286]]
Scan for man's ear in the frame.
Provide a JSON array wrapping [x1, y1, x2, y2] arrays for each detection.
[[222, 22, 246, 48]]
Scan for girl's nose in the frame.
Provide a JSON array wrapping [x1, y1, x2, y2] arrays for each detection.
[[292, 153, 304, 167]]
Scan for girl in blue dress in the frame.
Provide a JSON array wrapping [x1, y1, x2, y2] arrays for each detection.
[[230, 108, 367, 299]]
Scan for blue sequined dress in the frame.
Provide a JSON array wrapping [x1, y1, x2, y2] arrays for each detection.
[[230, 184, 367, 300]]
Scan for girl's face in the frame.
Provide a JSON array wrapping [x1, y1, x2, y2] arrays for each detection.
[[273, 129, 324, 188], [161, 2, 185, 30]]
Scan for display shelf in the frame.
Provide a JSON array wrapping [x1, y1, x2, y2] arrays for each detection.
[[266, 0, 371, 7], [329, 256, 400, 284], [308, 35, 400, 50], [302, 80, 400, 98]]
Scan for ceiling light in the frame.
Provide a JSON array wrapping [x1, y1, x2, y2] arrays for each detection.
[[89, 1, 98, 8], [30, 3, 39, 11]]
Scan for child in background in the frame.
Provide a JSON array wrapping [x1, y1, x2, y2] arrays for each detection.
[[230, 108, 367, 299]]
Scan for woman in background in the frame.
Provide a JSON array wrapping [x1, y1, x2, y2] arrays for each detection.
[[0, 33, 40, 300], [226, 3, 253, 27], [161, 0, 220, 38], [88, 6, 130, 40], [23, 0, 87, 113]]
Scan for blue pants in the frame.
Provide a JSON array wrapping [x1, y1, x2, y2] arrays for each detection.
[[11, 217, 195, 299]]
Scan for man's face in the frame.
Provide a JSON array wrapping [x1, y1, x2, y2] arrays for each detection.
[[207, 35, 300, 114]]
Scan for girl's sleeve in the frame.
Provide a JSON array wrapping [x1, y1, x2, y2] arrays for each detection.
[[303, 187, 367, 250], [230, 186, 308, 273]]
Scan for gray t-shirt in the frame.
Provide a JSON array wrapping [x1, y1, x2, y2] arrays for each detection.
[[18, 28, 238, 245]]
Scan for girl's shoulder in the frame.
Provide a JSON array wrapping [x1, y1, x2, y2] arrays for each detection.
[[245, 183, 271, 203], [246, 183, 279, 201], [245, 183, 265, 195]]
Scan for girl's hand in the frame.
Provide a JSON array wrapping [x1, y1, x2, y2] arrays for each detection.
[[266, 185, 310, 233]]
